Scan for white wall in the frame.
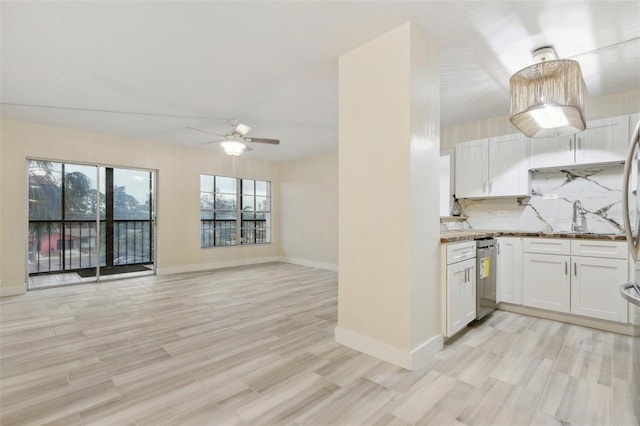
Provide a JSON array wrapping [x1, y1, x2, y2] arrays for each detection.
[[0, 118, 281, 295], [279, 150, 338, 270]]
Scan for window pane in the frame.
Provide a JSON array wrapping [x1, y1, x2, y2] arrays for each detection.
[[98, 167, 106, 220], [201, 220, 214, 247], [216, 210, 236, 220], [28, 160, 63, 220], [255, 180, 269, 196], [65, 164, 99, 220], [114, 169, 152, 220], [255, 212, 268, 220], [200, 192, 214, 210], [216, 176, 236, 194], [215, 193, 236, 210], [28, 221, 63, 273], [201, 210, 214, 220], [215, 220, 237, 246], [200, 174, 214, 193], [242, 179, 255, 195], [242, 195, 255, 211], [255, 196, 270, 211], [241, 221, 256, 244], [242, 212, 255, 220]]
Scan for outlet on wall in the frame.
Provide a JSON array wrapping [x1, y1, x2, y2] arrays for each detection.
[[494, 210, 508, 217]]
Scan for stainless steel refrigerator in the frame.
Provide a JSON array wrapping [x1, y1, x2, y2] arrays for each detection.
[[621, 118, 640, 419]]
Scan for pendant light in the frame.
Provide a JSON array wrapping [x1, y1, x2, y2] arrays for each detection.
[[509, 46, 587, 138]]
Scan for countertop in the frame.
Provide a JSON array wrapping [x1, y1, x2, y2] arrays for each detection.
[[440, 230, 627, 243]]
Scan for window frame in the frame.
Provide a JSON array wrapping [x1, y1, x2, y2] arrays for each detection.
[[200, 174, 271, 248]]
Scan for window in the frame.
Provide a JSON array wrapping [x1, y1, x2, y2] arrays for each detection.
[[200, 175, 271, 247]]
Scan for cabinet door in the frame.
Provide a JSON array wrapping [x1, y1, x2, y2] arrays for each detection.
[[446, 258, 476, 337], [497, 237, 523, 305], [455, 139, 488, 198], [571, 257, 628, 322], [575, 116, 629, 165], [522, 253, 570, 313], [489, 134, 530, 196], [528, 134, 575, 169], [462, 259, 477, 326]]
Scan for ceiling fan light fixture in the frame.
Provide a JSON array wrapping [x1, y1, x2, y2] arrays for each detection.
[[221, 139, 247, 156], [509, 47, 587, 138]]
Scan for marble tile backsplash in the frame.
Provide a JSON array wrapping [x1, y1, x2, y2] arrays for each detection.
[[458, 165, 637, 234]]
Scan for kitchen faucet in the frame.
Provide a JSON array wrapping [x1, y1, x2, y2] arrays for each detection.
[[572, 200, 587, 233]]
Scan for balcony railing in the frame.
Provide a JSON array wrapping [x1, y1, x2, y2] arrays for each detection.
[[28, 220, 153, 274], [201, 219, 269, 247]]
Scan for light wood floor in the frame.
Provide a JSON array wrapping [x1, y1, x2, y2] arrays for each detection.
[[1, 262, 638, 425]]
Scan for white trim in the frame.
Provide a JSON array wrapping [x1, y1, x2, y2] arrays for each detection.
[[410, 333, 444, 370], [1, 283, 26, 297], [334, 326, 443, 370], [281, 257, 338, 272], [156, 256, 282, 276]]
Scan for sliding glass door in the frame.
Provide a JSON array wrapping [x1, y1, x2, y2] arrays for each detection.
[[27, 160, 155, 289]]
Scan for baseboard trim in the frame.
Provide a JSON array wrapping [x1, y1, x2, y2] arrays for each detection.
[[156, 256, 282, 276], [281, 257, 338, 272], [498, 303, 639, 337], [410, 333, 444, 370], [334, 326, 443, 370], [1, 284, 26, 297]]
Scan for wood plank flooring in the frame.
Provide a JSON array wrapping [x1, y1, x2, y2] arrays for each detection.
[[1, 262, 638, 425]]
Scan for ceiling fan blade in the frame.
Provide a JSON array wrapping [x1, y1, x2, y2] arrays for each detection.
[[199, 140, 218, 145], [245, 137, 280, 145], [187, 126, 225, 137]]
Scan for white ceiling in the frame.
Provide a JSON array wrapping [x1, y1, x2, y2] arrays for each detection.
[[2, 1, 639, 161]]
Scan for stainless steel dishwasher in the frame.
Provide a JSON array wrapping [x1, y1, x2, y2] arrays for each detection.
[[476, 237, 497, 320]]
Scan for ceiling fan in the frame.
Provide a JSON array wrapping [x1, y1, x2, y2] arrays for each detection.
[[188, 119, 280, 156]]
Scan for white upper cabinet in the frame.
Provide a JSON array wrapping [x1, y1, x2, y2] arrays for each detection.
[[575, 116, 629, 165], [529, 133, 575, 169], [529, 115, 629, 169], [489, 133, 530, 196], [455, 138, 488, 198], [455, 134, 529, 198]]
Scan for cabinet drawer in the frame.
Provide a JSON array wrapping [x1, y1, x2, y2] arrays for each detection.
[[523, 238, 570, 255], [447, 241, 476, 264], [571, 240, 628, 260]]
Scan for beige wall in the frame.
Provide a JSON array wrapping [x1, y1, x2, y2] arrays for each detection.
[[0, 118, 281, 295], [337, 22, 441, 369], [441, 89, 640, 149], [279, 150, 338, 269]]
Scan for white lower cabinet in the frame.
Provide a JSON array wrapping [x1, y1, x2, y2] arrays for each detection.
[[571, 257, 628, 322], [522, 253, 571, 313], [443, 241, 476, 338], [521, 238, 628, 322], [497, 237, 523, 304], [446, 258, 476, 337]]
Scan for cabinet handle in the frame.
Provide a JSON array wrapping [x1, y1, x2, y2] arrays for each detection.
[[565, 261, 568, 275], [465, 267, 468, 282], [577, 136, 582, 150], [482, 182, 486, 194], [574, 262, 577, 276], [489, 182, 492, 193], [569, 138, 572, 151]]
